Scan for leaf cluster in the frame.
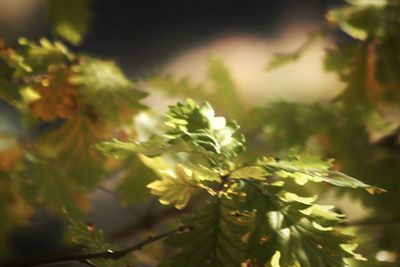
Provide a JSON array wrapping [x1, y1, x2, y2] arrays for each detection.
[[98, 100, 381, 266]]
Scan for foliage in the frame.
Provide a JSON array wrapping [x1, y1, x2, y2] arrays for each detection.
[[260, 0, 400, 264], [0, 0, 395, 266], [0, 16, 146, 257], [98, 100, 380, 266]]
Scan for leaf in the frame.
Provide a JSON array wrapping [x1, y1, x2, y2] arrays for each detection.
[[161, 197, 249, 266], [97, 99, 245, 168], [95, 136, 169, 159], [46, 0, 92, 45], [147, 164, 200, 209], [323, 171, 386, 194], [19, 159, 83, 215], [68, 216, 125, 267], [164, 99, 245, 164], [29, 67, 79, 122], [239, 181, 362, 266], [70, 57, 147, 122], [269, 251, 281, 267], [116, 155, 157, 205], [164, 179, 365, 266], [17, 38, 73, 74], [280, 192, 317, 205], [299, 205, 345, 222], [259, 152, 384, 193], [38, 113, 110, 187], [326, 4, 385, 40], [229, 166, 269, 180]]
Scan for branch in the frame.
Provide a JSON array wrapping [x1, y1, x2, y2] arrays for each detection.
[[10, 225, 190, 267]]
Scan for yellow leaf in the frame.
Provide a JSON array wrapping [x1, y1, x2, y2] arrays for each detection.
[[281, 192, 317, 204], [270, 251, 281, 267], [146, 164, 198, 209], [340, 243, 367, 261]]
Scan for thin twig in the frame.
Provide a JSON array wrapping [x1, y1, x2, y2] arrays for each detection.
[[10, 225, 190, 267]]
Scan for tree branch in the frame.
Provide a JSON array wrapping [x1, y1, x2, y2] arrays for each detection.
[[10, 225, 190, 267]]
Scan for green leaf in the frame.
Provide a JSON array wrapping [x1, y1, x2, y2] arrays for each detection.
[[95, 136, 168, 159], [68, 216, 125, 267], [97, 99, 245, 168], [299, 204, 345, 222], [37, 114, 109, 188], [70, 57, 147, 122], [163, 179, 363, 266], [239, 181, 362, 266], [15, 38, 72, 75], [116, 155, 157, 205], [327, 4, 385, 40], [323, 171, 386, 194], [164, 99, 245, 164], [161, 197, 249, 266], [46, 0, 92, 45], [259, 152, 384, 193], [19, 159, 82, 216]]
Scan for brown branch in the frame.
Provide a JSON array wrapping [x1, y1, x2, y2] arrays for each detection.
[[9, 225, 190, 267]]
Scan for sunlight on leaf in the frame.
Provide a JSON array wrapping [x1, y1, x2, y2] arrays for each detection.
[[147, 164, 199, 209]]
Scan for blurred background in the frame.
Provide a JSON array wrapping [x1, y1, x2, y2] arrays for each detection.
[[0, 0, 344, 105], [2, 0, 395, 266]]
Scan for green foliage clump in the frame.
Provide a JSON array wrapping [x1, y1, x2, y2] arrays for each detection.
[[98, 100, 379, 267]]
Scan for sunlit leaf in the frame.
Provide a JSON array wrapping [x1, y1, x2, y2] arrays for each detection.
[[147, 164, 200, 209], [259, 152, 384, 193], [230, 166, 269, 180]]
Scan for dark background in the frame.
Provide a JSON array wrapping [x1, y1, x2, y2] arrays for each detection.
[[1, 0, 343, 75], [83, 0, 343, 75]]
